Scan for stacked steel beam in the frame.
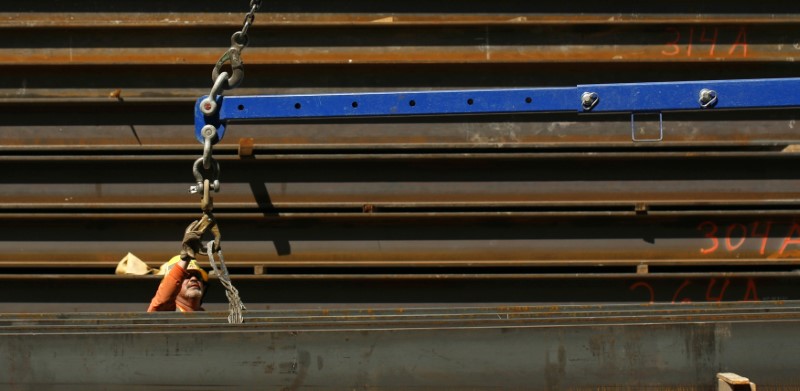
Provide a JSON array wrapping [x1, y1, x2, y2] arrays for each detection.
[[1, 301, 799, 389], [2, 2, 800, 309], [3, 2, 800, 388]]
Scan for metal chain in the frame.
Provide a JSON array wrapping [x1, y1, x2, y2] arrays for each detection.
[[239, 0, 263, 44], [200, 0, 263, 116], [185, 0, 262, 324]]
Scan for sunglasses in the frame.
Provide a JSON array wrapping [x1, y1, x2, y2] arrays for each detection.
[[187, 271, 206, 283]]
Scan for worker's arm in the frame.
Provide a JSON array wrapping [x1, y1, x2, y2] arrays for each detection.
[[147, 263, 190, 312], [147, 228, 198, 312]]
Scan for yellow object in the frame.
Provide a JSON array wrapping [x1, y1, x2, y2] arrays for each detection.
[[115, 252, 155, 275], [158, 255, 209, 282]]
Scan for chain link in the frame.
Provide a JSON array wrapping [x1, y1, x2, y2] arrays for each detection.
[[206, 0, 263, 97], [239, 0, 262, 43], [184, 0, 261, 324]]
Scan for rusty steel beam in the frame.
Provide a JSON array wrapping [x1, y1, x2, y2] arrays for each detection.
[[3, 301, 800, 329], [0, 272, 796, 313], [0, 23, 793, 65], [5, 0, 800, 14], [0, 154, 794, 210], [1, 4, 798, 276], [4, 12, 800, 28], [5, 62, 800, 102], [4, 104, 800, 148], [1, 301, 800, 389], [0, 214, 799, 268]]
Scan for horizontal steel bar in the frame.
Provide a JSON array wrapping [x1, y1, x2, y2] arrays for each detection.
[[0, 215, 798, 268], [2, 299, 798, 319], [4, 309, 800, 334], [8, 1, 800, 14], [5, 62, 800, 102], [1, 302, 800, 389], [4, 23, 798, 66], [0, 155, 797, 210], [0, 273, 796, 313], [6, 106, 800, 149], [5, 13, 800, 28]]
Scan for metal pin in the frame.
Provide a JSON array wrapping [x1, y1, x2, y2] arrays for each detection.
[[581, 92, 599, 111], [699, 89, 718, 108]]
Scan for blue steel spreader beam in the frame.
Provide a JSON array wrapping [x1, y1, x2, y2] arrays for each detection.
[[195, 77, 800, 143]]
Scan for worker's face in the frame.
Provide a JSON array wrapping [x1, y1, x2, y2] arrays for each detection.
[[180, 272, 205, 299]]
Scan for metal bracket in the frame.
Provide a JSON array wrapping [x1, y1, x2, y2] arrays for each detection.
[[630, 112, 663, 142]]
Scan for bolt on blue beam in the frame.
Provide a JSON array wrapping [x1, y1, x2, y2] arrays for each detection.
[[195, 77, 800, 143]]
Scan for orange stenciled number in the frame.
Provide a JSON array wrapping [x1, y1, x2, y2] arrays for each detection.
[[778, 223, 800, 255], [705, 278, 730, 302], [728, 26, 748, 57], [663, 26, 747, 58], [671, 279, 692, 303], [697, 221, 719, 254], [685, 27, 694, 57], [743, 278, 759, 302], [751, 221, 772, 255], [699, 27, 718, 56], [725, 223, 747, 251], [662, 27, 681, 56]]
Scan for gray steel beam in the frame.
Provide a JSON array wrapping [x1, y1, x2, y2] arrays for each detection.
[[1, 302, 799, 389]]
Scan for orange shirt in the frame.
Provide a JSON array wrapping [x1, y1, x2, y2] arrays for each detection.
[[147, 263, 204, 312]]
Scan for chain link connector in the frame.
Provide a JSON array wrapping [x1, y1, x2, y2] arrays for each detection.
[[201, 179, 213, 213], [239, 0, 262, 40], [211, 44, 244, 91], [191, 157, 220, 195], [201, 125, 218, 169], [200, 73, 230, 116]]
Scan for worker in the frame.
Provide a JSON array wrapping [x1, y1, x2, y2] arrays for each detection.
[[148, 229, 209, 312]]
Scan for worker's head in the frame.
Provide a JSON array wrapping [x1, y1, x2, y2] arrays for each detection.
[[181, 269, 206, 300], [159, 255, 209, 301]]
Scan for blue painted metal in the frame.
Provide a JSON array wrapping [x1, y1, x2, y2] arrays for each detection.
[[195, 77, 800, 143], [579, 77, 800, 113]]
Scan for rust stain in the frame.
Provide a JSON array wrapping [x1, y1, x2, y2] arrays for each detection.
[[544, 344, 567, 390]]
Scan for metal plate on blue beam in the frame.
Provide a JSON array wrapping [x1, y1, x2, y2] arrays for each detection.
[[579, 77, 800, 113]]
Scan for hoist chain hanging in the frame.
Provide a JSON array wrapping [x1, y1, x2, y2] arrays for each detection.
[[184, 0, 261, 324], [201, 0, 263, 115]]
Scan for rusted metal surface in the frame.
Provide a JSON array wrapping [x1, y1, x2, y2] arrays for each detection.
[[3, 4, 800, 388], [3, 100, 800, 148], [0, 154, 797, 209], [2, 0, 799, 66], [0, 272, 795, 313], [0, 214, 799, 268], [1, 302, 800, 389], [5, 12, 800, 28], [2, 5, 799, 275], [2, 23, 794, 65]]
